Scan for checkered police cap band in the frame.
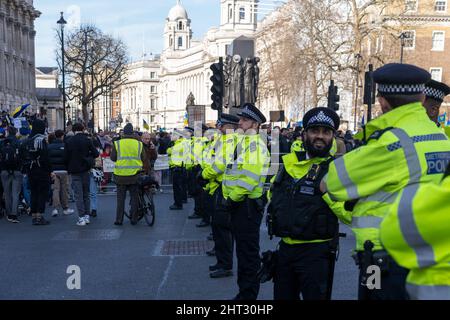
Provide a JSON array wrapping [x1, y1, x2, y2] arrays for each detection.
[[378, 83, 425, 94], [307, 111, 335, 129], [242, 109, 263, 123], [424, 87, 446, 101]]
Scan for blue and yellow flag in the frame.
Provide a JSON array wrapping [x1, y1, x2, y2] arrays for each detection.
[[11, 104, 30, 118], [143, 119, 150, 131], [438, 113, 447, 126]]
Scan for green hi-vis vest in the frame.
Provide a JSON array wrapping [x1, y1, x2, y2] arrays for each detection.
[[113, 139, 143, 176], [222, 134, 270, 202], [380, 175, 450, 300], [324, 102, 450, 251], [202, 133, 238, 195], [168, 138, 189, 168]]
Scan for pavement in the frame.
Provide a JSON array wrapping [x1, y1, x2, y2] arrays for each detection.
[[0, 191, 358, 300]]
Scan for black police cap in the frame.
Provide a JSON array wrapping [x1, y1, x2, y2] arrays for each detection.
[[303, 107, 340, 131], [373, 63, 431, 95], [237, 103, 267, 124], [219, 114, 240, 126], [424, 79, 450, 103]]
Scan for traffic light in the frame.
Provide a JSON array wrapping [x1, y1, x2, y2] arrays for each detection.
[[210, 58, 224, 114], [327, 80, 340, 111]]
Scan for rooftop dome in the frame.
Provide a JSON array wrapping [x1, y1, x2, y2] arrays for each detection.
[[168, 0, 188, 21]]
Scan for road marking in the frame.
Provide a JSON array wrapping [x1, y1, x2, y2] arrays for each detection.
[[156, 256, 174, 299], [153, 240, 165, 256]]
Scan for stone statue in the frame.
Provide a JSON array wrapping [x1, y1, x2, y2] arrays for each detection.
[[253, 57, 260, 102], [244, 57, 255, 104], [186, 92, 195, 106], [223, 55, 232, 108], [230, 55, 244, 107]]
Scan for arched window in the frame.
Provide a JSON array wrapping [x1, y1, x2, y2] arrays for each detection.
[[229, 7, 233, 20], [178, 36, 183, 47], [178, 21, 183, 30], [240, 7, 245, 20]]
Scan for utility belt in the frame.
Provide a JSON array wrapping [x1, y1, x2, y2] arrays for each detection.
[[352, 241, 394, 273]]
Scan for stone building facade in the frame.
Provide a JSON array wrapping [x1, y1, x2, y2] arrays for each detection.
[[0, 0, 40, 112]]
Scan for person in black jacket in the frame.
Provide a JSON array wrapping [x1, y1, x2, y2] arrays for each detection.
[[20, 119, 52, 225], [48, 130, 74, 217], [64, 123, 99, 226], [0, 127, 23, 223]]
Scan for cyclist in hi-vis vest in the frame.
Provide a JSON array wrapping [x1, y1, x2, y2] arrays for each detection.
[[111, 123, 145, 226]]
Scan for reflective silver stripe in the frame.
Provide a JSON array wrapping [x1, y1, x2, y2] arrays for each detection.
[[390, 128, 436, 268], [116, 141, 121, 158], [212, 163, 223, 174], [398, 184, 436, 268], [352, 216, 383, 229], [407, 283, 450, 300], [228, 168, 260, 182], [118, 156, 141, 160], [236, 180, 256, 191], [361, 190, 398, 204], [333, 157, 359, 199], [114, 166, 142, 169], [223, 179, 256, 192], [390, 128, 422, 183], [138, 142, 142, 158]]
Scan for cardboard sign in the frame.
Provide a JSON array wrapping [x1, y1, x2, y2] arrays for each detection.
[[154, 154, 169, 171], [102, 157, 115, 173]]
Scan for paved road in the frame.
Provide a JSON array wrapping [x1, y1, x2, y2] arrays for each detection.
[[0, 191, 358, 300]]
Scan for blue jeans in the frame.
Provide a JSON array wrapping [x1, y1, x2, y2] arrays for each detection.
[[22, 175, 31, 205], [89, 172, 97, 211]]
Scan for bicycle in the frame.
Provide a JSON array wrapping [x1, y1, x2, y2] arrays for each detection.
[[124, 175, 156, 226]]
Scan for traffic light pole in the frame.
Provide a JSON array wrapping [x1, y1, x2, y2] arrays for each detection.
[[210, 57, 224, 118]]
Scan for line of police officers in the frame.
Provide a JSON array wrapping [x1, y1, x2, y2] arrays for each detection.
[[168, 63, 450, 300]]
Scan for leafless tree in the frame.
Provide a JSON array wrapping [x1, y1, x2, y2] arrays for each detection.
[[57, 24, 128, 125]]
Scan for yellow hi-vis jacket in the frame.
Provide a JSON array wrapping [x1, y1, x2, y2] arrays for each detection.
[[113, 138, 143, 176], [323, 102, 450, 251], [168, 137, 191, 168], [267, 152, 351, 245], [191, 136, 208, 166], [222, 133, 270, 202], [202, 133, 238, 195], [380, 174, 450, 300]]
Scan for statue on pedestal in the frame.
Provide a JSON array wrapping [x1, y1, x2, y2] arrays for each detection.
[[186, 92, 195, 106]]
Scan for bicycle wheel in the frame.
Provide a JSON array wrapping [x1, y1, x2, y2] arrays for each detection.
[[142, 190, 155, 226]]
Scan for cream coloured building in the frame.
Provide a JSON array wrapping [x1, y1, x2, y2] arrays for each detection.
[[119, 56, 160, 131], [118, 0, 260, 131], [0, 0, 40, 112]]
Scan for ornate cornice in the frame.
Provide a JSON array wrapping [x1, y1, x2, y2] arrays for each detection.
[[385, 14, 450, 23]]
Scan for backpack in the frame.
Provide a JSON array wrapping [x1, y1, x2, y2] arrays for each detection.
[[0, 140, 20, 172]]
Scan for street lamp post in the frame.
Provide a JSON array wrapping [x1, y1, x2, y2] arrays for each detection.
[[354, 53, 362, 131], [399, 32, 406, 64], [57, 12, 67, 132]]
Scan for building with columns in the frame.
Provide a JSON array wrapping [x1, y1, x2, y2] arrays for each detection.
[[117, 0, 259, 131], [0, 0, 40, 113], [119, 56, 160, 131]]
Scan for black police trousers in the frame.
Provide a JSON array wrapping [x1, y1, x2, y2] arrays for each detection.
[[274, 241, 332, 300], [212, 188, 234, 270], [171, 167, 186, 206], [230, 197, 263, 300], [357, 254, 409, 300]]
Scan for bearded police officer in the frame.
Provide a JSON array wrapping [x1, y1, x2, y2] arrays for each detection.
[[221, 103, 270, 300], [321, 63, 450, 300], [268, 107, 349, 300]]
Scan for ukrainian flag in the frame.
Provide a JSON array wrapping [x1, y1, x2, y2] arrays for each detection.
[[11, 104, 30, 118], [143, 119, 150, 131]]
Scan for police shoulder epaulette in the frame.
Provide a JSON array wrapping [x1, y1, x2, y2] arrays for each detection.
[[366, 127, 395, 143]]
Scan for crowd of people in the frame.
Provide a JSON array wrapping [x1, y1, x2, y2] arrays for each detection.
[[1, 62, 449, 301]]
